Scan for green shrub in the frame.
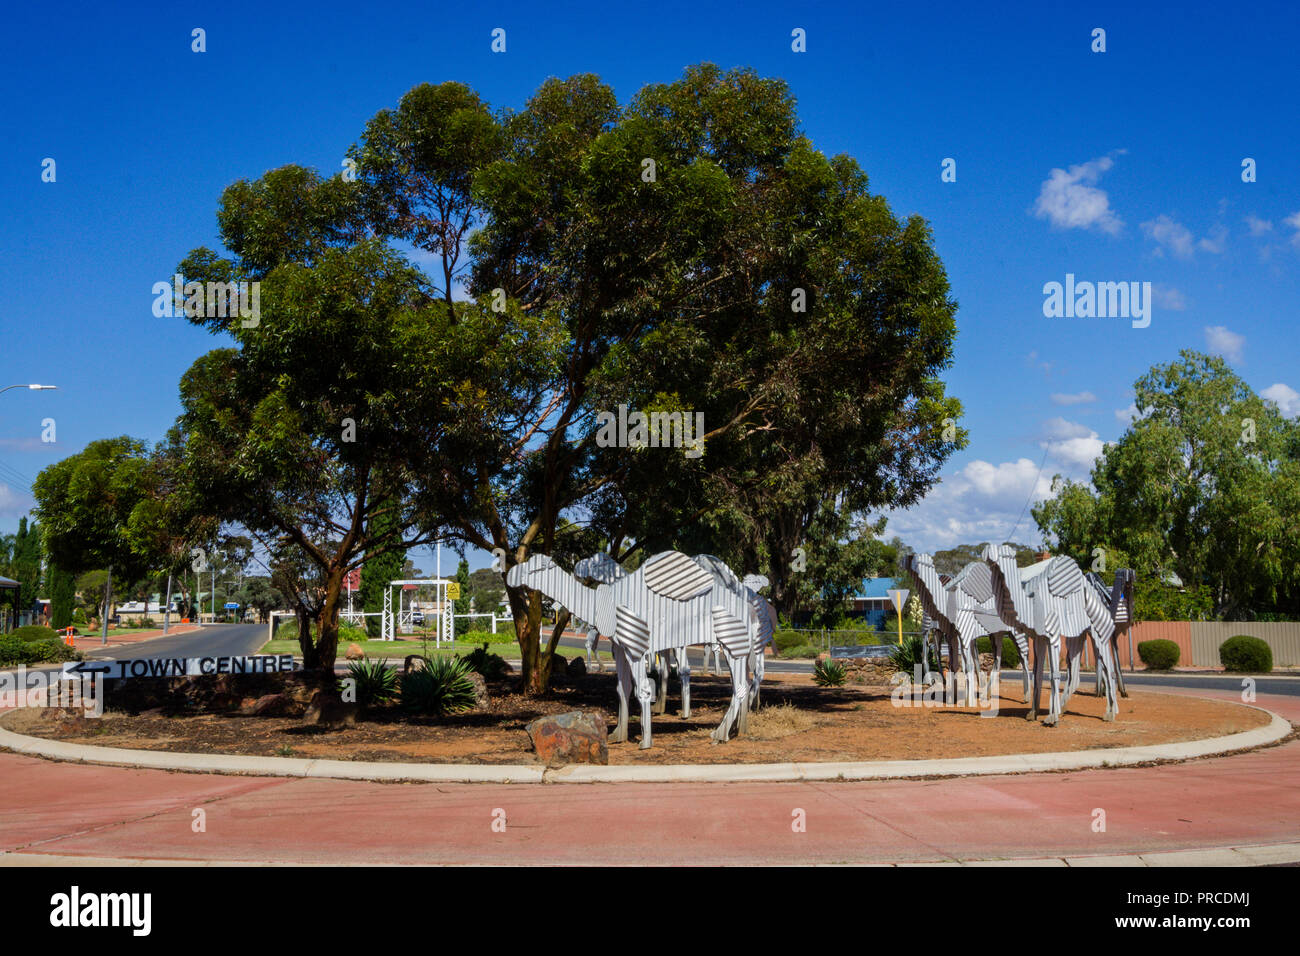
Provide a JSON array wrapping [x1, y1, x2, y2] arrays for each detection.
[[72, 608, 87, 625], [274, 619, 301, 642], [773, 630, 809, 653], [1219, 635, 1273, 673], [29, 640, 81, 664], [1138, 639, 1180, 671], [12, 625, 60, 643], [813, 658, 847, 687], [975, 635, 1021, 668], [778, 643, 820, 660], [890, 634, 940, 674], [137, 617, 156, 629], [400, 656, 478, 715], [460, 643, 508, 681], [337, 624, 369, 645], [342, 658, 399, 707], [0, 636, 81, 666]]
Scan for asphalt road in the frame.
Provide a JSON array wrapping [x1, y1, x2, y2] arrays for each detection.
[[85, 623, 268, 662]]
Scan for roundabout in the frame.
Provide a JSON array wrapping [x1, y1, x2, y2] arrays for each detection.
[[1, 685, 1296, 866]]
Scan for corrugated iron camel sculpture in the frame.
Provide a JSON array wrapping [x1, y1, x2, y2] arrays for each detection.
[[981, 545, 1121, 724], [904, 553, 1031, 705], [508, 551, 761, 748]]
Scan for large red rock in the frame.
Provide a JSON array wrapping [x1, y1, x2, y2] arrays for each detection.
[[345, 643, 365, 661], [525, 711, 608, 767]]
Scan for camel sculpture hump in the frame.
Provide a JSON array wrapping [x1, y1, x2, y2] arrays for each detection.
[[642, 551, 716, 601], [1046, 556, 1085, 597]]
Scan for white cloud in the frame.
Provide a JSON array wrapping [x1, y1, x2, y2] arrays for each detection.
[[1141, 214, 1196, 258], [884, 418, 1111, 551], [1153, 284, 1188, 311], [1040, 418, 1107, 469], [0, 483, 32, 519], [1285, 211, 1300, 249], [883, 458, 1057, 552], [1262, 383, 1300, 418], [1204, 325, 1245, 362], [1032, 155, 1124, 235], [1041, 417, 1094, 440], [1198, 224, 1228, 254], [1245, 214, 1273, 236], [1049, 391, 1097, 406], [1115, 403, 1139, 424]]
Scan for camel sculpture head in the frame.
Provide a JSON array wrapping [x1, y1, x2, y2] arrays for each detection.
[[506, 553, 559, 589], [982, 543, 1027, 619]]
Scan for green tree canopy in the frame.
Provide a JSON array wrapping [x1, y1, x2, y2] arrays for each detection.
[[1033, 351, 1300, 619]]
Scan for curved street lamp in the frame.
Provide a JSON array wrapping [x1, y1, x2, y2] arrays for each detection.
[[1, 384, 58, 394]]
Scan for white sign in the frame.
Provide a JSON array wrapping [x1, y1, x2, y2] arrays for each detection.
[[62, 654, 297, 681], [886, 588, 910, 614]]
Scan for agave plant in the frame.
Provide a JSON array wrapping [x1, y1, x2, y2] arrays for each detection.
[[813, 657, 847, 687], [890, 634, 940, 674], [342, 658, 399, 707], [400, 655, 479, 715]]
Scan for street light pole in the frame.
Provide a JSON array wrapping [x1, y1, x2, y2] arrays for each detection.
[[0, 384, 58, 395]]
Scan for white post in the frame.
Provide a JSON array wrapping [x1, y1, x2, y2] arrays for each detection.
[[163, 573, 173, 635]]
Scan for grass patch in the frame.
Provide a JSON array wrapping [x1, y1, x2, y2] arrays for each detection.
[[746, 702, 819, 740]]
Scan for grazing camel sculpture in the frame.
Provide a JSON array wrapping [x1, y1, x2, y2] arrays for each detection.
[[904, 554, 1032, 705], [508, 551, 762, 748], [981, 545, 1121, 724], [573, 551, 694, 718], [1083, 568, 1135, 699]]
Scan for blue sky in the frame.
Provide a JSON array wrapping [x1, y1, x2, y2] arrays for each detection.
[[1, 0, 1297, 570]]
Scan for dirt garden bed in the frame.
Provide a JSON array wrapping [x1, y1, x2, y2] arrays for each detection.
[[0, 669, 1273, 766]]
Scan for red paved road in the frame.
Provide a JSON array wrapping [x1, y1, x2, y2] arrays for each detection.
[[0, 687, 1295, 865]]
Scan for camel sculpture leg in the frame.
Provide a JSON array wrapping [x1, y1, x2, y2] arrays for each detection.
[[1028, 635, 1046, 721], [653, 652, 670, 715], [712, 648, 752, 742], [610, 642, 632, 743], [1091, 631, 1119, 721], [632, 654, 656, 749], [585, 627, 603, 673], [749, 649, 765, 710], [1012, 633, 1031, 701], [1112, 632, 1129, 698], [1043, 635, 1063, 725], [677, 647, 692, 718]]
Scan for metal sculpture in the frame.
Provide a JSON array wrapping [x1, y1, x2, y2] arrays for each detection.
[[981, 545, 1121, 724], [905, 554, 1031, 705], [1084, 568, 1135, 698], [508, 551, 763, 748]]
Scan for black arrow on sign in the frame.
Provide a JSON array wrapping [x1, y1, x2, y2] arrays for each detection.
[[65, 661, 113, 674]]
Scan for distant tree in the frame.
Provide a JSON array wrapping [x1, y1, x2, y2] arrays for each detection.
[[1034, 351, 1300, 619], [47, 563, 76, 629], [33, 438, 158, 635]]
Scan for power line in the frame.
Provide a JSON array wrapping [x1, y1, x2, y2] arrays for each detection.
[[1004, 444, 1051, 545]]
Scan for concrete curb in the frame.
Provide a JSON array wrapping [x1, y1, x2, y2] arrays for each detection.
[[4, 840, 1298, 867], [0, 703, 1289, 785]]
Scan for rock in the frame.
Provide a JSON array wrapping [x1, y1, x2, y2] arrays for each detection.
[[403, 654, 427, 674], [466, 671, 489, 711], [304, 689, 357, 729], [345, 643, 365, 661], [567, 656, 587, 679], [500, 660, 514, 674], [525, 710, 608, 767], [250, 693, 291, 717]]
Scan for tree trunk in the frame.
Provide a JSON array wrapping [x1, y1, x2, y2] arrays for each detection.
[[313, 564, 346, 673]]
